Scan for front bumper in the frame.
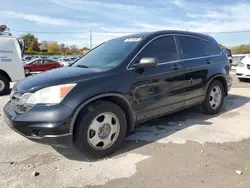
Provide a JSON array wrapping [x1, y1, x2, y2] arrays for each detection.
[[3, 101, 74, 147], [236, 67, 250, 78]]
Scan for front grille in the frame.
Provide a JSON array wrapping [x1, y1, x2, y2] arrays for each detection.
[[247, 65, 250, 70], [13, 104, 32, 114], [10, 88, 33, 114]]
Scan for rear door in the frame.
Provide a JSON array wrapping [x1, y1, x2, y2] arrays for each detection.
[[129, 35, 187, 121], [42, 59, 52, 70], [32, 59, 43, 71], [177, 35, 221, 106]]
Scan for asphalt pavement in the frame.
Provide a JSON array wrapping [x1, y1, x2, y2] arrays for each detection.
[[1, 71, 250, 188]]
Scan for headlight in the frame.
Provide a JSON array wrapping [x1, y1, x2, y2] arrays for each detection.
[[238, 62, 245, 67], [26, 83, 77, 105]]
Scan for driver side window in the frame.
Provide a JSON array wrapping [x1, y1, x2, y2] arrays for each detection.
[[138, 36, 178, 63], [33, 60, 42, 64]]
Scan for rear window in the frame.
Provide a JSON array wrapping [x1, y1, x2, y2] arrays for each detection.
[[179, 36, 205, 59], [202, 40, 221, 56]]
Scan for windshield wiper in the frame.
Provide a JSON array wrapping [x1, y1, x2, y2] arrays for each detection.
[[76, 65, 89, 68]]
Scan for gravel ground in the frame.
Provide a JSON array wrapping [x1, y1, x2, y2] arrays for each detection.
[[1, 71, 250, 188]]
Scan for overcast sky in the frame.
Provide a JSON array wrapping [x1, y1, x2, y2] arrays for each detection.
[[1, 0, 250, 48]]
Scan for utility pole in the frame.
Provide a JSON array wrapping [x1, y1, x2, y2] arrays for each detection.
[[90, 30, 92, 50]]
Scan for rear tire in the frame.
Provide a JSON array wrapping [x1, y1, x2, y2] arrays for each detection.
[[74, 100, 127, 159], [0, 75, 10, 95], [202, 80, 225, 114]]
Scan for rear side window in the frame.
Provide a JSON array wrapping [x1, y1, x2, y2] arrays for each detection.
[[179, 36, 205, 59], [138, 36, 177, 63], [202, 40, 221, 56]]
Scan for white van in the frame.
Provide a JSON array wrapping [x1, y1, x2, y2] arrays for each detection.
[[0, 36, 25, 94]]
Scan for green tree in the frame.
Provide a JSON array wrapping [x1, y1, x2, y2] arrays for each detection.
[[28, 40, 40, 52], [70, 45, 78, 54], [48, 42, 60, 54], [0, 25, 7, 32], [39, 40, 49, 51], [63, 46, 71, 55], [231, 44, 250, 54], [0, 25, 11, 35], [60, 43, 65, 50], [82, 47, 90, 50], [219, 44, 227, 49], [20, 33, 37, 50], [59, 43, 66, 54]]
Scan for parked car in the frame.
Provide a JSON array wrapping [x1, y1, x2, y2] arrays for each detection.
[[4, 30, 232, 158], [58, 58, 73, 67], [222, 48, 232, 65], [22, 58, 27, 63], [232, 55, 247, 67], [70, 57, 78, 61], [236, 55, 250, 81], [51, 56, 59, 61], [23, 56, 33, 61], [24, 58, 61, 75], [0, 35, 25, 94]]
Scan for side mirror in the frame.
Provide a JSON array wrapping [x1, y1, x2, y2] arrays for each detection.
[[134, 57, 159, 68]]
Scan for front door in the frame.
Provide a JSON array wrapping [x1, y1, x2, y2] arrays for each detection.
[[128, 35, 188, 122]]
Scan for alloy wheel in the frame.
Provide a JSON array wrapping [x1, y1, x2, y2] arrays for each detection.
[[209, 86, 222, 109], [87, 112, 120, 150], [0, 80, 5, 92]]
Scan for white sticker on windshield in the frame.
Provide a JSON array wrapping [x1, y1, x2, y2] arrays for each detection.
[[124, 37, 142, 42]]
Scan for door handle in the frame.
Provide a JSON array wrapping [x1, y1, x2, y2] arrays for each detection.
[[171, 64, 183, 70], [206, 59, 212, 64], [132, 81, 150, 88]]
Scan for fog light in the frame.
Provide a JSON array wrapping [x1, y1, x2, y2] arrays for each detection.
[[31, 130, 43, 137]]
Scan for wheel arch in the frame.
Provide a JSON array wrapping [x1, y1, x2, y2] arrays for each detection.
[[0, 69, 12, 82], [206, 74, 228, 96], [70, 93, 135, 135], [24, 67, 31, 70]]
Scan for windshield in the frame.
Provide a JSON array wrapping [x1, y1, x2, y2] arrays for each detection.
[[72, 37, 142, 68], [17, 39, 24, 57], [26, 59, 36, 64]]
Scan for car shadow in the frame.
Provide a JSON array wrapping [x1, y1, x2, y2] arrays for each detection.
[[53, 94, 250, 161]]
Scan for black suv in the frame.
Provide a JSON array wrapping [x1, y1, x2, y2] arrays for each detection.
[[4, 30, 232, 158]]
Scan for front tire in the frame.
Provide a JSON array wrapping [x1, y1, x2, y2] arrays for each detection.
[[202, 80, 225, 114], [238, 78, 247, 82], [24, 68, 31, 75], [0, 75, 9, 95], [74, 100, 127, 159]]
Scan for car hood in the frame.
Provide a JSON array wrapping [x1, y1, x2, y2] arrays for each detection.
[[15, 67, 105, 93]]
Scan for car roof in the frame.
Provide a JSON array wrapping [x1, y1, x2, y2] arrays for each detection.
[[29, 58, 50, 62], [0, 35, 18, 39], [114, 30, 217, 45]]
